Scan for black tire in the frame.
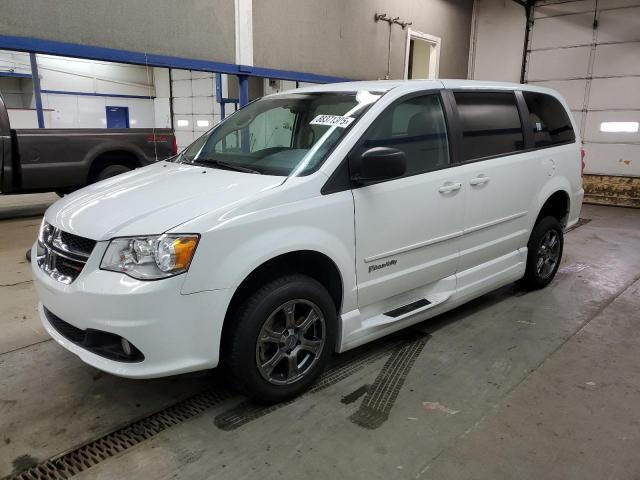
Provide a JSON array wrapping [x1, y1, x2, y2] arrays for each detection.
[[519, 216, 564, 290], [225, 274, 337, 403], [93, 164, 131, 182]]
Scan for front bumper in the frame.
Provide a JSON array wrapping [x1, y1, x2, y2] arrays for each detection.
[[32, 242, 233, 378]]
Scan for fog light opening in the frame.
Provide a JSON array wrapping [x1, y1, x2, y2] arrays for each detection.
[[121, 338, 132, 356]]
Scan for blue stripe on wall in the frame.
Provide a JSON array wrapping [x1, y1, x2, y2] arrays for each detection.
[[0, 71, 32, 78], [0, 34, 350, 84], [41, 89, 155, 99]]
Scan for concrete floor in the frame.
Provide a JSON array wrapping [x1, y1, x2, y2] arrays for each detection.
[[0, 203, 639, 479]]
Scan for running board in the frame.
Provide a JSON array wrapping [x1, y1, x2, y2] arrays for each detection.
[[384, 298, 431, 318], [358, 292, 451, 331]]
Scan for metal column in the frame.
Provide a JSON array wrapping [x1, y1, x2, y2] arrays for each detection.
[[238, 75, 249, 107], [29, 53, 45, 128]]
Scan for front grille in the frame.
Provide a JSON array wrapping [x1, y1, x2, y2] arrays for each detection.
[[60, 231, 96, 256], [36, 222, 95, 284]]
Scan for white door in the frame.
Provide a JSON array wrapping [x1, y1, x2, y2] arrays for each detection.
[[351, 93, 464, 308], [451, 90, 533, 272]]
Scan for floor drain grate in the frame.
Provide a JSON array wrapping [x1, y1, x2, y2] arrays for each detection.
[[8, 334, 417, 478], [7, 389, 232, 480]]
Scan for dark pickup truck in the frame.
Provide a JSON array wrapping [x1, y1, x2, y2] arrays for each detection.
[[0, 94, 176, 195]]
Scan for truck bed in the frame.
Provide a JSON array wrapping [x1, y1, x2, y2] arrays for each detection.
[[1, 92, 176, 194]]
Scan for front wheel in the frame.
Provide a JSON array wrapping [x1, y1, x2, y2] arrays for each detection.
[[519, 216, 564, 290], [225, 274, 337, 403]]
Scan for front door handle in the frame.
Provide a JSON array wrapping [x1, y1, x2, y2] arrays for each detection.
[[438, 182, 462, 193], [469, 175, 490, 186]]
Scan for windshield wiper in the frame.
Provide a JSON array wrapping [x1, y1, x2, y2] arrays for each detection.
[[193, 159, 261, 174]]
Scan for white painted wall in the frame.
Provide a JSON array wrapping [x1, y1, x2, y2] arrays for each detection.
[[153, 67, 171, 129], [468, 0, 526, 82], [5, 109, 53, 128], [0, 50, 162, 129], [40, 94, 155, 128], [0, 50, 31, 76]]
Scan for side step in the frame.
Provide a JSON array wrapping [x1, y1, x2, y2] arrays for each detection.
[[357, 292, 452, 332], [384, 298, 431, 318]]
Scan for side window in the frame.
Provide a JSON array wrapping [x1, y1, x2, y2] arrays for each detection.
[[358, 94, 450, 176], [523, 92, 575, 147], [453, 92, 524, 161]]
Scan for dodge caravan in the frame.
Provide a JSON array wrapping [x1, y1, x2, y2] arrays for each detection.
[[32, 80, 583, 402]]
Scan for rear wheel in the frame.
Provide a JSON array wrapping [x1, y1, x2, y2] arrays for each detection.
[[93, 164, 131, 182], [519, 216, 564, 290], [225, 274, 336, 403]]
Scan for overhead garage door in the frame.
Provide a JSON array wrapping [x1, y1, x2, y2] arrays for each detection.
[[525, 0, 640, 207]]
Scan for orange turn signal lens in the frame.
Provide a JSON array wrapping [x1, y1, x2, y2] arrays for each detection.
[[172, 237, 198, 269]]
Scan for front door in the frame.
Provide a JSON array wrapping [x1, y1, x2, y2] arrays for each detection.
[[351, 93, 465, 308]]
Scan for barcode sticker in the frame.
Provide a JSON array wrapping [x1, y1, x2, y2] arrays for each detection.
[[310, 115, 355, 128]]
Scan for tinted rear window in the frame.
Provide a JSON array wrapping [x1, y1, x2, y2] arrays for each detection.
[[523, 91, 575, 147], [454, 91, 524, 161]]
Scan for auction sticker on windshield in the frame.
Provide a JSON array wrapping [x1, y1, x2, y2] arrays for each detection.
[[310, 115, 355, 128]]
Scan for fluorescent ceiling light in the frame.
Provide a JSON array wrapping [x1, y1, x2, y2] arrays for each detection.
[[600, 121, 639, 133], [196, 120, 210, 127], [177, 119, 189, 127]]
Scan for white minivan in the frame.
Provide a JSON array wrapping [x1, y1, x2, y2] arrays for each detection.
[[32, 80, 583, 402]]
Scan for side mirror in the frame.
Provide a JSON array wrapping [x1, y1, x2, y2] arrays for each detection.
[[352, 147, 406, 185]]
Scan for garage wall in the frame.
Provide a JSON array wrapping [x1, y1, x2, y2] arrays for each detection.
[[468, 0, 526, 82], [0, 0, 236, 65], [252, 0, 474, 80], [1, 50, 159, 129], [526, 0, 640, 206]]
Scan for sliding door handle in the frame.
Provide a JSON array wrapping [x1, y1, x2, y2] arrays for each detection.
[[438, 182, 462, 193], [469, 175, 490, 186]]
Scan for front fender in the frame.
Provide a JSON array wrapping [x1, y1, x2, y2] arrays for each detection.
[[180, 190, 358, 313]]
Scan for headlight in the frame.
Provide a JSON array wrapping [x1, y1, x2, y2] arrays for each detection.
[[38, 218, 51, 245], [100, 234, 199, 280], [37, 219, 52, 258]]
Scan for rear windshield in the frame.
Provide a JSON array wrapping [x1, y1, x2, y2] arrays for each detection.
[[177, 90, 381, 176]]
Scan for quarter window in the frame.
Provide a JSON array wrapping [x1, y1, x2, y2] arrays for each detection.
[[523, 92, 575, 147], [453, 92, 524, 161], [358, 94, 450, 176]]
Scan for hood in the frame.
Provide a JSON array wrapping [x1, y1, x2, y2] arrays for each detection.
[[46, 162, 285, 240]]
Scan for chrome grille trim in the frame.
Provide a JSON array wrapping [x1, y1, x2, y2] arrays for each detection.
[[36, 222, 95, 284]]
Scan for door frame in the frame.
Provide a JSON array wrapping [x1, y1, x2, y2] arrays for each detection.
[[403, 29, 441, 80]]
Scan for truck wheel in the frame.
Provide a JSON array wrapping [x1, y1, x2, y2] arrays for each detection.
[[226, 274, 337, 403], [519, 216, 564, 290], [94, 164, 131, 182]]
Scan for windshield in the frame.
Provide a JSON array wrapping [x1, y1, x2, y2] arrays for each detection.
[[177, 90, 381, 176]]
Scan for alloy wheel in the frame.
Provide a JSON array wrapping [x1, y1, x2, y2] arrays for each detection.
[[255, 299, 326, 385], [536, 230, 560, 279]]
